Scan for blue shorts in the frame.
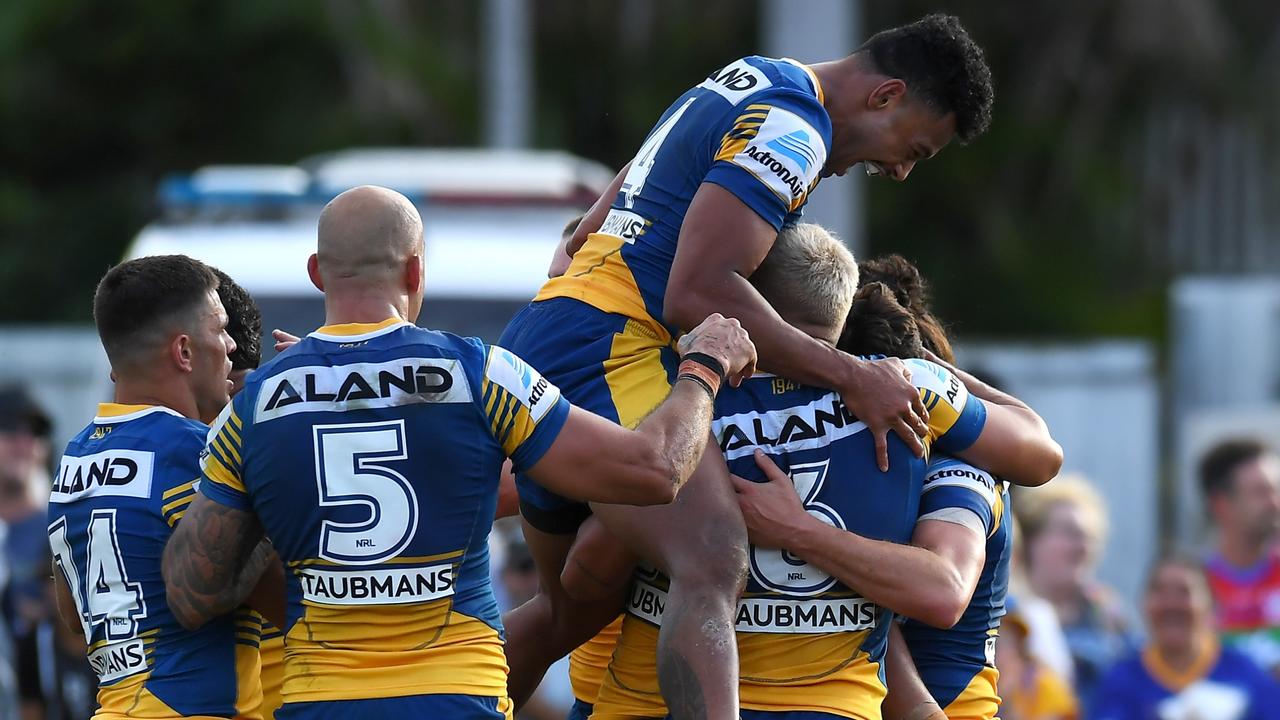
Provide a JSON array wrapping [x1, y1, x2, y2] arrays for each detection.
[[567, 698, 594, 720], [276, 693, 506, 719], [500, 298, 679, 534]]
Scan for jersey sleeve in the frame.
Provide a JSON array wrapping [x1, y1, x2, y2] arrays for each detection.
[[478, 345, 571, 473], [917, 456, 1002, 538], [159, 423, 207, 528], [200, 390, 253, 511], [703, 89, 829, 230], [905, 358, 987, 455]]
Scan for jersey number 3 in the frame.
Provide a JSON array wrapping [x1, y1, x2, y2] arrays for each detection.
[[314, 420, 419, 564], [748, 460, 844, 596]]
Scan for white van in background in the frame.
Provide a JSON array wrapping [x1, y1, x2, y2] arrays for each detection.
[[127, 148, 612, 350]]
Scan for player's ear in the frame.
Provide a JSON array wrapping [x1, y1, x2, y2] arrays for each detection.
[[867, 78, 906, 110], [171, 333, 195, 373], [307, 254, 325, 292], [404, 253, 424, 295]]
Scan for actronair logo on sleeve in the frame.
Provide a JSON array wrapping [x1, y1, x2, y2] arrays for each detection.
[[698, 58, 773, 104], [256, 359, 473, 422], [50, 450, 154, 503], [297, 563, 455, 606], [730, 108, 826, 207], [486, 347, 562, 423]]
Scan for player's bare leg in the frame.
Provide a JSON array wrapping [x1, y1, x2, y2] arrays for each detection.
[[503, 521, 623, 708], [591, 437, 748, 720]]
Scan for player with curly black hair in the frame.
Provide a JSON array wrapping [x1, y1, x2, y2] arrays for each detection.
[[211, 268, 262, 397]]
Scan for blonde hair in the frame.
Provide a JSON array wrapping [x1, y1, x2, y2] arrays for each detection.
[[1016, 474, 1109, 550], [751, 223, 859, 335]]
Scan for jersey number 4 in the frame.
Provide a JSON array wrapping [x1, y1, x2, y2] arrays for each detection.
[[314, 420, 419, 564], [48, 511, 148, 643]]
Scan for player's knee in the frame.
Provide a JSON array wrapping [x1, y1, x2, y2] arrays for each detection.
[[668, 521, 747, 596]]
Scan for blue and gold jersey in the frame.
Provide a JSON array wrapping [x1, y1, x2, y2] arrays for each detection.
[[536, 56, 831, 339], [47, 404, 262, 719], [1093, 642, 1280, 720], [199, 318, 570, 707], [901, 456, 1012, 720], [591, 358, 986, 720]]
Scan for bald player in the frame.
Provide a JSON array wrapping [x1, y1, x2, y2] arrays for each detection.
[[161, 186, 758, 720]]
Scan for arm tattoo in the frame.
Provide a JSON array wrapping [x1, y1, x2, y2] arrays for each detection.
[[162, 494, 267, 629]]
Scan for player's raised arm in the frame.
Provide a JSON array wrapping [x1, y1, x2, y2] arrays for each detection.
[[548, 163, 630, 278], [665, 183, 928, 473], [521, 313, 756, 505]]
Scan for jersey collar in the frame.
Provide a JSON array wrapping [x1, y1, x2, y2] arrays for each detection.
[[782, 58, 825, 106], [310, 317, 410, 342], [94, 403, 185, 423], [1141, 636, 1220, 692]]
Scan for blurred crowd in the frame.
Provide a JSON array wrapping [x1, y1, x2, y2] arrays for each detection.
[[2, 379, 1279, 720]]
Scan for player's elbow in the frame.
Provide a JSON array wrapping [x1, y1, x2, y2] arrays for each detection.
[[167, 592, 208, 631], [663, 280, 713, 334], [1011, 435, 1063, 488], [916, 586, 967, 629], [618, 445, 680, 506]]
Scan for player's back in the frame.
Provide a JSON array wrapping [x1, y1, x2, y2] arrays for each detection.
[[594, 358, 986, 720], [47, 404, 261, 719], [535, 55, 832, 339], [901, 456, 1012, 720], [201, 318, 567, 711]]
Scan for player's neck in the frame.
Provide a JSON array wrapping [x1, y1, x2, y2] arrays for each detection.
[[1216, 532, 1272, 570], [111, 374, 200, 422], [322, 296, 407, 328]]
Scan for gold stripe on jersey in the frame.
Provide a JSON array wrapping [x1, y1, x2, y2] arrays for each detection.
[[280, 596, 507, 703], [922, 386, 961, 445], [162, 480, 198, 500], [480, 377, 548, 459], [591, 615, 885, 720], [212, 432, 241, 466], [203, 448, 246, 494], [534, 234, 668, 341], [714, 103, 773, 163], [942, 665, 1001, 720]]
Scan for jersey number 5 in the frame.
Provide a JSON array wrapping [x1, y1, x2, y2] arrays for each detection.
[[314, 420, 419, 564]]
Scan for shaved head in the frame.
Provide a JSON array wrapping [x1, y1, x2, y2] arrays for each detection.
[[316, 185, 423, 283], [310, 185, 427, 323]]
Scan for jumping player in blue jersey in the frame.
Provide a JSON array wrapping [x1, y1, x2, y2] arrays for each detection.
[[160, 186, 758, 720], [504, 16, 998, 719], [48, 255, 267, 719]]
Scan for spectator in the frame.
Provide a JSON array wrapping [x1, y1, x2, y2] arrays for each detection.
[[1018, 475, 1138, 703], [1092, 553, 1280, 720], [1199, 439, 1280, 675], [0, 385, 53, 720], [0, 385, 95, 720], [996, 595, 1079, 720]]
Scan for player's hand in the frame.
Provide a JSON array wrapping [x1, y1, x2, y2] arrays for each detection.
[[272, 329, 301, 353], [841, 356, 928, 472], [677, 313, 757, 386], [728, 450, 813, 549]]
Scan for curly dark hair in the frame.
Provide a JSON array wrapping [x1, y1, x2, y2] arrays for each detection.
[[858, 254, 954, 363], [212, 268, 262, 371], [837, 282, 923, 359], [859, 13, 994, 144]]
